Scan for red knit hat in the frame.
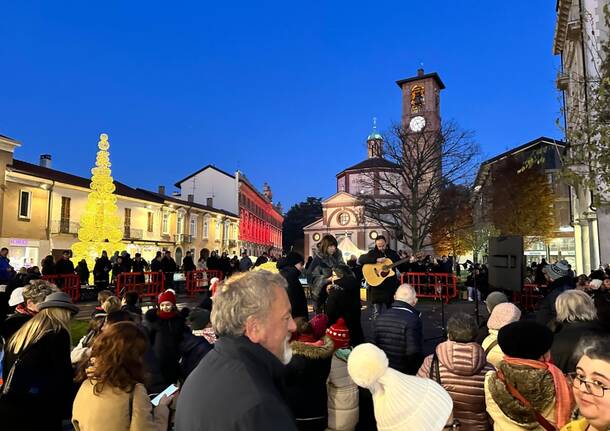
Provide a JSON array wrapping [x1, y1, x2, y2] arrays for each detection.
[[326, 318, 350, 349], [158, 289, 176, 305]]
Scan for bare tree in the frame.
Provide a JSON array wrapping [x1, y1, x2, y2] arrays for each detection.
[[358, 120, 480, 253]]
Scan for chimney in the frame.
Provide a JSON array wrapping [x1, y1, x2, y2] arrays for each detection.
[[187, 194, 194, 202], [417, 68, 424, 77], [40, 154, 52, 168], [206, 197, 213, 207], [158, 185, 165, 195]]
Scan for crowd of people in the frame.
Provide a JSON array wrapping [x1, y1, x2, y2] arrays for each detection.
[[1, 235, 610, 430]]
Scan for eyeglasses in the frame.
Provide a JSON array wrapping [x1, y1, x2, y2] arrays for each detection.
[[568, 372, 610, 397], [443, 419, 461, 430]]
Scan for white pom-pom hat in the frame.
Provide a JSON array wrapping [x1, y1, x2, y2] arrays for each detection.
[[348, 343, 453, 431]]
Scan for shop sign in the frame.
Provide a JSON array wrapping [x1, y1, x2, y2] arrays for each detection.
[[9, 239, 29, 247]]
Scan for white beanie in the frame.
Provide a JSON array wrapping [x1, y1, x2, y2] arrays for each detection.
[[348, 343, 453, 431]]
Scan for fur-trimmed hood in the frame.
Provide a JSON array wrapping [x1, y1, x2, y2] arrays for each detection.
[[290, 335, 335, 360], [488, 362, 555, 426]]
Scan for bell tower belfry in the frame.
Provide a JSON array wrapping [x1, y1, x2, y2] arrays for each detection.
[[367, 117, 383, 158], [396, 68, 445, 134]]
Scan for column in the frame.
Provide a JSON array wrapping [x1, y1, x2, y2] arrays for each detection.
[[581, 220, 591, 275], [591, 219, 600, 270]]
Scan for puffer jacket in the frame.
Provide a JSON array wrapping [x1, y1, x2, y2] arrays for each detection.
[[326, 350, 358, 431], [485, 363, 557, 431], [417, 340, 494, 431], [481, 329, 504, 369]]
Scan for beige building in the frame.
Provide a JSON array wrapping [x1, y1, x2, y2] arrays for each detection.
[[0, 134, 238, 270]]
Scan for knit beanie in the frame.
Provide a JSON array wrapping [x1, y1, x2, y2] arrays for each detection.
[[158, 289, 176, 305], [309, 313, 329, 339], [326, 318, 350, 349], [348, 343, 453, 431], [188, 308, 211, 330], [487, 302, 521, 330], [284, 251, 304, 267], [498, 320, 553, 360], [543, 261, 570, 281], [485, 291, 509, 313]]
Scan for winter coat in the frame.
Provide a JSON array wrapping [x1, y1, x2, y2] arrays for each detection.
[[1, 309, 33, 343], [143, 309, 187, 385], [55, 258, 75, 275], [132, 258, 148, 274], [285, 336, 335, 428], [373, 300, 423, 375], [358, 247, 401, 304], [537, 277, 573, 326], [551, 320, 606, 373], [0, 329, 75, 431], [239, 256, 253, 272], [326, 275, 364, 346], [418, 340, 494, 431], [481, 329, 504, 369], [161, 257, 177, 274], [93, 257, 111, 282], [76, 262, 89, 284], [178, 331, 213, 381], [175, 335, 298, 431], [307, 248, 345, 304], [485, 363, 557, 431], [326, 351, 358, 431], [0, 255, 12, 283], [150, 258, 163, 273], [278, 261, 309, 319], [182, 255, 196, 272], [72, 381, 169, 431]]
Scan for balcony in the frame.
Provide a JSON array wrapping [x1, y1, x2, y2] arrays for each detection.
[[123, 227, 143, 240], [556, 73, 570, 91], [51, 220, 79, 235], [567, 19, 581, 41], [175, 233, 193, 243]]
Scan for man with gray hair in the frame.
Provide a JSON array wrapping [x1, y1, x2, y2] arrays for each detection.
[[373, 283, 423, 374], [176, 271, 298, 431]]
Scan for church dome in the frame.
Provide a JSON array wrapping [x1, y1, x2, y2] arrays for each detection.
[[367, 132, 383, 140]]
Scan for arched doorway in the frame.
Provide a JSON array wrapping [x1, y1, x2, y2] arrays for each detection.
[[175, 247, 183, 267]]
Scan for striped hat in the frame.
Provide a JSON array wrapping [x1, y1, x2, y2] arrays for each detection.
[[326, 317, 350, 349]]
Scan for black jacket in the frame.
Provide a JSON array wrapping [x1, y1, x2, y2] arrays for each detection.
[[150, 258, 163, 272], [55, 258, 75, 275], [176, 335, 297, 431], [93, 256, 111, 281], [551, 320, 606, 373], [162, 256, 177, 273], [131, 258, 148, 273], [537, 276, 573, 326], [358, 247, 401, 304], [373, 300, 423, 375], [0, 329, 75, 431], [285, 336, 334, 425], [182, 256, 196, 272], [278, 260, 308, 320], [326, 274, 365, 346], [179, 331, 213, 381], [1, 311, 32, 343]]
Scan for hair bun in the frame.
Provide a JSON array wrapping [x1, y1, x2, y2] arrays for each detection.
[[347, 343, 388, 389]]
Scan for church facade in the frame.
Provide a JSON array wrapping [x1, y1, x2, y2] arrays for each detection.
[[303, 69, 444, 258]]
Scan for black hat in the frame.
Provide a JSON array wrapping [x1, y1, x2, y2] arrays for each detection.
[[188, 308, 211, 331], [38, 291, 79, 315], [498, 320, 553, 360], [284, 251, 304, 267]]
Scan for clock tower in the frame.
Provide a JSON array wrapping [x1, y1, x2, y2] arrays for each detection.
[[396, 68, 445, 133]]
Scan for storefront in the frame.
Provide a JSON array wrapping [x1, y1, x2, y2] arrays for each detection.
[[0, 238, 49, 270]]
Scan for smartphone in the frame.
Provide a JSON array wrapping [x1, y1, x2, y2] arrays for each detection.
[[151, 384, 179, 406]]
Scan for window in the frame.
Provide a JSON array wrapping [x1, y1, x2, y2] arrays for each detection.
[[338, 212, 350, 226], [216, 220, 221, 238], [60, 197, 71, 233], [18, 190, 31, 219], [190, 216, 197, 237], [124, 208, 131, 238], [177, 213, 184, 234], [147, 212, 154, 232], [162, 212, 169, 234], [203, 217, 209, 239]]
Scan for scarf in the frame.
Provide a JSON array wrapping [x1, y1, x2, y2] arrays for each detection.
[[503, 356, 573, 429], [158, 310, 177, 320], [15, 304, 37, 316]]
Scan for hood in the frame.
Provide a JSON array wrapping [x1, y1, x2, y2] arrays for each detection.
[[436, 340, 488, 376], [277, 258, 299, 271], [312, 247, 343, 266], [290, 335, 335, 360], [488, 362, 555, 426]]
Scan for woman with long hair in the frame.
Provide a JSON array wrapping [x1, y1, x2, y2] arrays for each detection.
[[0, 291, 78, 431], [306, 234, 344, 314], [72, 321, 171, 430]]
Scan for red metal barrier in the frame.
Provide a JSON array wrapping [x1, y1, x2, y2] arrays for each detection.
[[115, 271, 165, 304], [400, 272, 458, 304], [42, 274, 81, 302], [185, 270, 224, 297], [512, 284, 545, 312]]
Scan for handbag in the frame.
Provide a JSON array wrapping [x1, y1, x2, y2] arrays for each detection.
[[428, 352, 442, 384]]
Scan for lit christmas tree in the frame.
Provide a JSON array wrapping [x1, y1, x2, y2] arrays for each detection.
[[71, 133, 124, 272]]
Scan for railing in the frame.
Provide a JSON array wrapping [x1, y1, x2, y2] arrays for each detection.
[[50, 220, 80, 235], [512, 284, 545, 312], [185, 269, 224, 297], [556, 73, 570, 91], [115, 271, 165, 303], [175, 234, 193, 243], [123, 227, 144, 240], [400, 272, 458, 304], [42, 274, 80, 302]]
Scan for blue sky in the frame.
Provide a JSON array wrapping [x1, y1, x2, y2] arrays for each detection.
[[0, 1, 562, 209]]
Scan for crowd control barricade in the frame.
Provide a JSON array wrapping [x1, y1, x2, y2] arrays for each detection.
[[512, 284, 545, 312], [400, 272, 458, 304], [115, 271, 165, 304], [185, 270, 224, 297], [42, 274, 81, 302]]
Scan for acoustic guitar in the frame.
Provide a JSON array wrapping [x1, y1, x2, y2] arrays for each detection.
[[362, 257, 410, 286]]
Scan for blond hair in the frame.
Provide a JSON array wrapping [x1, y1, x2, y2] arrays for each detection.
[[211, 271, 287, 337], [22, 280, 59, 304], [555, 289, 597, 323], [102, 296, 121, 314], [8, 307, 72, 354]]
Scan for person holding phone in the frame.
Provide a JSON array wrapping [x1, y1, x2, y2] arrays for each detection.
[[72, 321, 173, 431]]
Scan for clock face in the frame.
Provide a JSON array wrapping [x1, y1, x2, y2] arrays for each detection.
[[409, 116, 426, 132]]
